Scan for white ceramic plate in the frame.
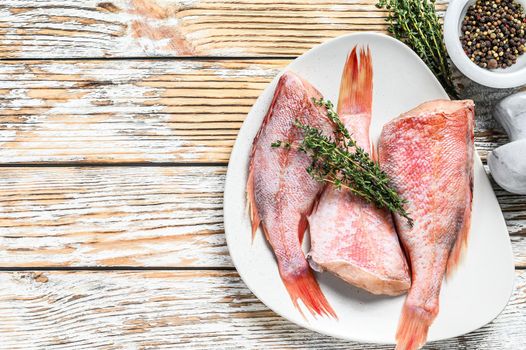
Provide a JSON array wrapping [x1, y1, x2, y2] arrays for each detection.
[[223, 33, 514, 344]]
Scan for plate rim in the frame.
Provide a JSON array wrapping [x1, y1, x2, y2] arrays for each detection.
[[223, 32, 515, 344]]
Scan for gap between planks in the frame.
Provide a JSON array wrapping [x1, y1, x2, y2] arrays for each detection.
[[0, 266, 237, 271], [0, 269, 523, 349], [0, 58, 510, 164], [0, 162, 228, 167], [0, 265, 522, 271], [0, 0, 448, 59], [0, 165, 523, 269], [0, 56, 296, 62]]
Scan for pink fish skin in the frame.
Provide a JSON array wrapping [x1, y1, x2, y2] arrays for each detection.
[[378, 99, 475, 350], [308, 47, 410, 296], [247, 71, 336, 319]]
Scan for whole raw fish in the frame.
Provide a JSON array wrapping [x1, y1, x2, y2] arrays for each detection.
[[247, 71, 336, 319], [378, 99, 475, 350], [308, 47, 411, 296]]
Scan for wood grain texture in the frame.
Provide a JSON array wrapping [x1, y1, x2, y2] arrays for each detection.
[[0, 269, 523, 349], [0, 0, 447, 59], [0, 166, 229, 267], [0, 1, 523, 348], [0, 59, 284, 164], [0, 59, 509, 164], [0, 166, 524, 268]]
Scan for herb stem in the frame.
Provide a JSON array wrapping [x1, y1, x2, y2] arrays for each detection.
[[376, 0, 458, 98], [272, 98, 413, 225]]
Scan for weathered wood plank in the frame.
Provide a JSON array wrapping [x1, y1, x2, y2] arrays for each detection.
[[0, 59, 508, 164], [0, 0, 448, 59], [0, 166, 229, 267], [0, 166, 524, 268], [0, 269, 523, 349], [0, 59, 284, 163]]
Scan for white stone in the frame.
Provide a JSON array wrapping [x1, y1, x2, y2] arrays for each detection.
[[494, 92, 526, 142], [488, 139, 526, 195]]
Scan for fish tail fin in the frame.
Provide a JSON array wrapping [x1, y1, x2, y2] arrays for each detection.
[[246, 164, 260, 241], [281, 266, 337, 320], [396, 303, 434, 350], [337, 45, 373, 116]]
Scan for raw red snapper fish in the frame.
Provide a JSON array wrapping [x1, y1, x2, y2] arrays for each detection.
[[378, 100, 475, 350], [308, 47, 411, 295], [247, 71, 336, 319]]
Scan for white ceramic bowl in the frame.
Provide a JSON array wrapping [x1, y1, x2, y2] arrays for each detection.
[[444, 0, 526, 88]]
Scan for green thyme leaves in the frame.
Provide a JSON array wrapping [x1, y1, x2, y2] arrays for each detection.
[[272, 98, 413, 225], [376, 0, 458, 98]]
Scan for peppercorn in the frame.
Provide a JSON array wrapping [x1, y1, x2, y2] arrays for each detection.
[[488, 58, 499, 68], [460, 0, 526, 70]]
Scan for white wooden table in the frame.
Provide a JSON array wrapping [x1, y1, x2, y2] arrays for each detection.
[[0, 1, 524, 348]]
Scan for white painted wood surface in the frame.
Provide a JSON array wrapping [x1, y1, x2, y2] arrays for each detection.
[[0, 270, 523, 349], [0, 0, 524, 348], [0, 167, 228, 267], [0, 59, 509, 164], [0, 0, 448, 59], [0, 59, 283, 163], [0, 166, 523, 268]]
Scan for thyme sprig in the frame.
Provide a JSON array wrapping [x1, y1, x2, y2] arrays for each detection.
[[272, 98, 413, 225], [376, 0, 458, 98]]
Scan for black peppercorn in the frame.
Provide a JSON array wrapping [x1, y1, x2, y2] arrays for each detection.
[[488, 58, 499, 68], [460, 0, 526, 69]]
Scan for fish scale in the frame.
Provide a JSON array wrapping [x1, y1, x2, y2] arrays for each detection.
[[378, 99, 475, 350], [247, 71, 336, 319], [308, 47, 411, 296]]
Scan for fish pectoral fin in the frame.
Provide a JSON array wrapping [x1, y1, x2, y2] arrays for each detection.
[[446, 153, 474, 279], [301, 188, 325, 244], [446, 186, 473, 279], [247, 165, 261, 241], [370, 141, 378, 162], [446, 208, 471, 279], [298, 214, 308, 244]]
